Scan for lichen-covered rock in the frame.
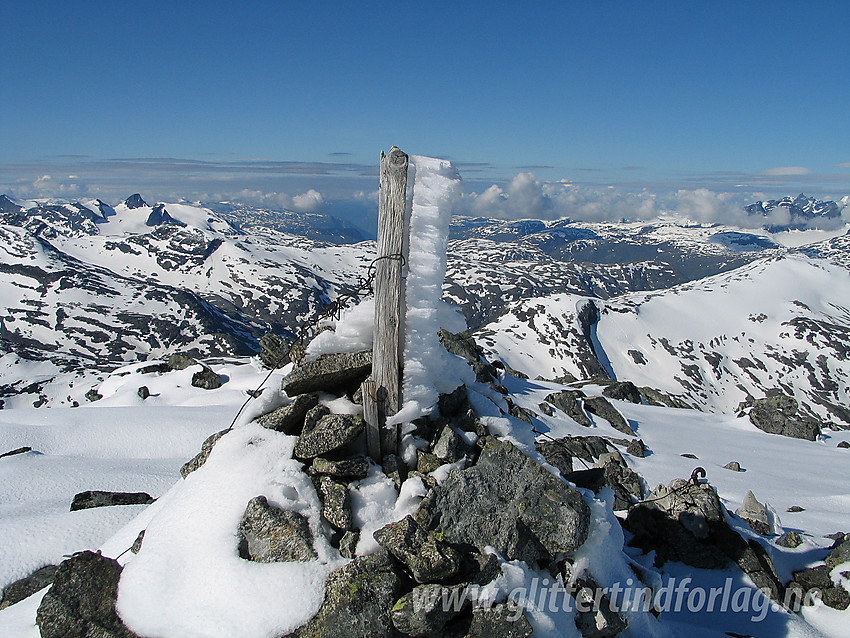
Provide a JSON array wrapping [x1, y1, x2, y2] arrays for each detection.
[[583, 396, 633, 435], [432, 425, 465, 462], [467, 602, 533, 638], [70, 490, 154, 511], [339, 531, 359, 559], [35, 551, 139, 638], [416, 438, 590, 564], [390, 584, 461, 636], [282, 351, 372, 397], [1, 564, 57, 610], [294, 413, 364, 459], [723, 461, 741, 471], [312, 456, 370, 480], [287, 550, 403, 638], [826, 536, 850, 570], [544, 390, 591, 427], [166, 352, 195, 370], [256, 393, 319, 434], [374, 515, 462, 584], [180, 428, 228, 478], [318, 476, 353, 531], [238, 495, 316, 562]]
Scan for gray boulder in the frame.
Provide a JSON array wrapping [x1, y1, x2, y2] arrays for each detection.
[[282, 351, 372, 397], [574, 577, 628, 638], [416, 438, 590, 564], [748, 390, 820, 441], [602, 381, 642, 404], [1, 564, 58, 610], [432, 425, 466, 462], [256, 394, 319, 434], [583, 397, 633, 435], [374, 515, 462, 584], [627, 478, 785, 602], [191, 368, 223, 390], [70, 491, 154, 512], [166, 352, 195, 370], [180, 428, 228, 478], [723, 461, 742, 471], [294, 413, 364, 459], [626, 439, 646, 458], [238, 496, 316, 562], [286, 550, 403, 638], [35, 551, 139, 638], [735, 490, 772, 535], [544, 390, 591, 427], [637, 387, 690, 409], [536, 435, 615, 478]]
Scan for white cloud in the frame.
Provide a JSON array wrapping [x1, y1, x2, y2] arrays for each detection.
[[762, 166, 811, 176], [291, 189, 324, 212]]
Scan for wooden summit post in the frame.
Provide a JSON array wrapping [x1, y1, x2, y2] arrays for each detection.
[[364, 146, 409, 462]]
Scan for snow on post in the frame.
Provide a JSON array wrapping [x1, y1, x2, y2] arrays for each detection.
[[387, 155, 470, 427], [364, 150, 468, 461]]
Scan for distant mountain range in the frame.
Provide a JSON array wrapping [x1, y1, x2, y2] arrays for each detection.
[[745, 193, 844, 231], [0, 192, 847, 420]]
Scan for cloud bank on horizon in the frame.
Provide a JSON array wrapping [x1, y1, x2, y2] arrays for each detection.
[[2, 159, 848, 234]]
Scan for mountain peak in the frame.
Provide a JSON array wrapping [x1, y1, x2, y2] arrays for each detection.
[[0, 194, 23, 213], [124, 194, 147, 209]]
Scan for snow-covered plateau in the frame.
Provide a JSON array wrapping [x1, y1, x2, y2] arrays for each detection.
[[0, 185, 848, 638]]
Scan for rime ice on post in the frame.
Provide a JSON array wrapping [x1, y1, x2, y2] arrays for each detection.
[[364, 149, 468, 462]]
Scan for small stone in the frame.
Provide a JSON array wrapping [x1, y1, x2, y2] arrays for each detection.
[[822, 586, 850, 610], [319, 477, 353, 531], [191, 368, 222, 390], [238, 495, 316, 562], [339, 530, 359, 559], [373, 515, 462, 584], [0, 446, 32, 459], [130, 530, 145, 554], [775, 531, 803, 548], [723, 461, 741, 471], [787, 505, 805, 512], [294, 413, 364, 459], [137, 386, 150, 400], [70, 491, 154, 511], [681, 453, 698, 459], [838, 441, 850, 449], [382, 453, 406, 489], [538, 402, 554, 416]]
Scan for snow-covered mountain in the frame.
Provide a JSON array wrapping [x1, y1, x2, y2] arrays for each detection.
[[746, 193, 844, 232], [475, 253, 850, 428]]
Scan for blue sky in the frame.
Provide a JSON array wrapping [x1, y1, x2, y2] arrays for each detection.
[[1, 1, 848, 229]]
